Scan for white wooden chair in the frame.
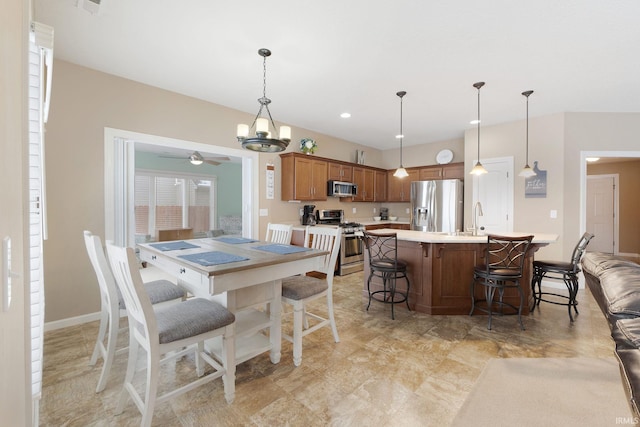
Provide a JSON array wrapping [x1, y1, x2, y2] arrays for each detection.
[[281, 226, 341, 366], [83, 230, 185, 393], [265, 222, 293, 244], [106, 243, 236, 427]]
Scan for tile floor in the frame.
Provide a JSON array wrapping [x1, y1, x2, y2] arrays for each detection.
[[40, 271, 614, 426]]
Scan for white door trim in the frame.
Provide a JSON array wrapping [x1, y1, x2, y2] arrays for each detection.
[[104, 128, 259, 246]]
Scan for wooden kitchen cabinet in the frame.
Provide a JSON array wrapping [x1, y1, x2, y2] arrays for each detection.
[[418, 162, 464, 181], [280, 153, 327, 201], [328, 162, 353, 182], [352, 166, 375, 202], [374, 170, 387, 201], [386, 169, 418, 202]]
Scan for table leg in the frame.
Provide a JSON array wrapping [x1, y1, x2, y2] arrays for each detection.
[[269, 279, 282, 364]]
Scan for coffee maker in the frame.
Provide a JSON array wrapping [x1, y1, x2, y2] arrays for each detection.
[[380, 207, 389, 220], [301, 205, 316, 225]]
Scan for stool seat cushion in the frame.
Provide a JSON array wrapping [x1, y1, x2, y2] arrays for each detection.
[[370, 258, 407, 272], [154, 298, 235, 344], [282, 275, 328, 300], [474, 265, 522, 278], [534, 260, 574, 272]]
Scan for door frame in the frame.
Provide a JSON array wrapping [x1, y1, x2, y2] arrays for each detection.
[[586, 174, 619, 254], [580, 150, 640, 246], [104, 128, 259, 246]]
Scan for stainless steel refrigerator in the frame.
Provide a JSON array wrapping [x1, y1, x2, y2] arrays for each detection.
[[410, 179, 464, 233]]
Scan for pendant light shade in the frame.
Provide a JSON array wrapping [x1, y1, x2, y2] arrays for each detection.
[[518, 90, 536, 178], [236, 48, 291, 152], [470, 82, 488, 176], [393, 91, 409, 178]]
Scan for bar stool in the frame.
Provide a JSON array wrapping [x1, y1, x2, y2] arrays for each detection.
[[470, 234, 534, 330], [530, 232, 594, 321], [362, 231, 410, 320]]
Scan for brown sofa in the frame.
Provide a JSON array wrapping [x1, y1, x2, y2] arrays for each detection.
[[582, 252, 640, 418]]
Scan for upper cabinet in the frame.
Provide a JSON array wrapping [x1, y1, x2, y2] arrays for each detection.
[[374, 170, 387, 202], [387, 169, 419, 202], [280, 153, 327, 201], [418, 162, 465, 181], [352, 166, 375, 202], [328, 162, 353, 182]]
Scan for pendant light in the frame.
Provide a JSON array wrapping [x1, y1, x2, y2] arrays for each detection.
[[236, 48, 291, 152], [393, 91, 409, 178], [518, 90, 536, 178], [469, 82, 488, 175]]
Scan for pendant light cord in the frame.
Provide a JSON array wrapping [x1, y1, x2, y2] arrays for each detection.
[[399, 94, 404, 166]]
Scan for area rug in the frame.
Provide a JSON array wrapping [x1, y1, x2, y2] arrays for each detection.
[[452, 357, 633, 427]]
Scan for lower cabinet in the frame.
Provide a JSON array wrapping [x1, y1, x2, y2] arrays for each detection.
[[364, 241, 542, 315]]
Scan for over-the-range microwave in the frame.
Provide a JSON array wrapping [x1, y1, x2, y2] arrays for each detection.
[[327, 180, 357, 197]]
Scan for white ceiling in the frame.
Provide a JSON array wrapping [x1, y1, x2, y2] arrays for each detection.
[[34, 0, 640, 151]]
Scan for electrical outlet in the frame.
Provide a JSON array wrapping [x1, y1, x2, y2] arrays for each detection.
[[299, 208, 304, 216], [550, 210, 557, 219], [259, 209, 268, 217], [406, 208, 410, 214], [352, 207, 357, 214], [373, 208, 377, 213]]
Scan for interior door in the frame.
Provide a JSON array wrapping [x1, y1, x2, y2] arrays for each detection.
[[586, 175, 616, 254], [472, 157, 514, 233]]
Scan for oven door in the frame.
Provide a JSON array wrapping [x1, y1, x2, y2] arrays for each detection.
[[341, 233, 364, 264]]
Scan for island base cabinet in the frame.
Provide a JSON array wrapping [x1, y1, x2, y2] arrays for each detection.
[[363, 241, 539, 315]]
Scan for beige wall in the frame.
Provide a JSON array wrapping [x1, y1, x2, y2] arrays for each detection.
[[46, 60, 464, 322], [587, 159, 640, 254], [464, 112, 640, 262], [44, 60, 640, 324]]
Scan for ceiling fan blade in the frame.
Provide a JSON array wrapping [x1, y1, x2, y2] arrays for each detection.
[[203, 159, 221, 166], [158, 154, 186, 160], [204, 156, 230, 162]]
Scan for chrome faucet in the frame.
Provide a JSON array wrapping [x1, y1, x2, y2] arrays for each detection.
[[472, 201, 484, 236]]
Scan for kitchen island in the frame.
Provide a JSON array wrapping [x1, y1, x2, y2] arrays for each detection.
[[363, 230, 558, 315]]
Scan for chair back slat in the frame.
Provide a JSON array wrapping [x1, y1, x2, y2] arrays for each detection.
[[304, 227, 341, 279], [106, 244, 157, 340], [485, 234, 534, 275], [362, 231, 400, 268], [570, 232, 595, 272], [265, 223, 293, 244], [83, 231, 121, 312]]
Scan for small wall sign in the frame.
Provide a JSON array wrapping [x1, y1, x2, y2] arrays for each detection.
[[525, 161, 547, 198]]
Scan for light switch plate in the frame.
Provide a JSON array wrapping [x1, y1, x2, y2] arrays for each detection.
[[259, 209, 268, 217], [550, 210, 557, 219]]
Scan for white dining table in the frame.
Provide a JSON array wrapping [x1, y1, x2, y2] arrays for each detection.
[[138, 237, 327, 365]]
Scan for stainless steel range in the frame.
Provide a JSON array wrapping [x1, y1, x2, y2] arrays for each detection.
[[316, 209, 365, 276]]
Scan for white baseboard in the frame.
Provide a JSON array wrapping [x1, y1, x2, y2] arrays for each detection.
[[540, 272, 587, 290], [44, 311, 100, 332]]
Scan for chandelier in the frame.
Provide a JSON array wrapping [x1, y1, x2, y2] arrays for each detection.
[[236, 48, 291, 152]]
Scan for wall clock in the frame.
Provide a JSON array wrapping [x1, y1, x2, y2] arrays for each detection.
[[436, 149, 454, 164]]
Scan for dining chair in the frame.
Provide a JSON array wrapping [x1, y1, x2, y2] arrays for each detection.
[[530, 232, 594, 321], [83, 230, 185, 393], [106, 243, 236, 427], [281, 226, 341, 366], [362, 230, 411, 320], [470, 234, 534, 330], [265, 222, 293, 244]]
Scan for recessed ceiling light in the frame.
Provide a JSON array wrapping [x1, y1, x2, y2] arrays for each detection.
[[586, 157, 600, 162], [340, 112, 351, 118], [469, 119, 481, 125], [395, 134, 404, 139]]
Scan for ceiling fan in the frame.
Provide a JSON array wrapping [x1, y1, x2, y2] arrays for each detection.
[[159, 151, 230, 166]]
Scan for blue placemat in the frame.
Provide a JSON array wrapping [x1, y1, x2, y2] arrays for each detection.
[[178, 251, 249, 266], [215, 237, 259, 244], [149, 241, 200, 251], [252, 244, 311, 255]]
